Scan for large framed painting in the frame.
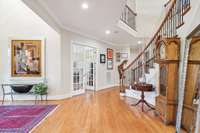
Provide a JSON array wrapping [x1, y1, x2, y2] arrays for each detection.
[[107, 48, 113, 59], [11, 40, 43, 77]]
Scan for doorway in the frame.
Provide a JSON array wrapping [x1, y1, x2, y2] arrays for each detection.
[[72, 42, 97, 96]]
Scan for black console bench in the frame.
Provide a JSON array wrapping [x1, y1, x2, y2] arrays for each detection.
[[1, 84, 48, 104]]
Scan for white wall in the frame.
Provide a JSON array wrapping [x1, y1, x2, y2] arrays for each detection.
[[130, 47, 140, 60], [0, 0, 63, 99], [61, 30, 119, 95], [0, 0, 132, 100]]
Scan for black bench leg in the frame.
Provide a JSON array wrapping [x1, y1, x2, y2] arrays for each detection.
[[10, 88, 14, 102], [2, 85, 5, 104], [35, 95, 37, 104], [11, 94, 14, 102], [2, 94, 5, 105]]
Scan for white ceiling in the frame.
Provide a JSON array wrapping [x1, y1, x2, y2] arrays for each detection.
[[23, 0, 167, 46], [136, 0, 168, 37]]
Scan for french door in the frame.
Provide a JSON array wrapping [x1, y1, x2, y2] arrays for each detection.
[[72, 42, 97, 96]]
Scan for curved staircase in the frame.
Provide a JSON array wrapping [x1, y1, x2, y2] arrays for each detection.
[[120, 0, 191, 109]]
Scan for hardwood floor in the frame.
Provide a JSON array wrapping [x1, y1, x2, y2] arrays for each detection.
[[2, 87, 184, 133]]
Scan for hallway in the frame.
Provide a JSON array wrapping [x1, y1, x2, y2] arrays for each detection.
[[28, 87, 178, 133], [1, 0, 200, 132]]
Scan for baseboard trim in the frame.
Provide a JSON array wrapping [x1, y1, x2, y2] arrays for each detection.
[[0, 93, 72, 101], [120, 93, 126, 96], [96, 84, 119, 91], [48, 93, 72, 100], [0, 85, 120, 101]]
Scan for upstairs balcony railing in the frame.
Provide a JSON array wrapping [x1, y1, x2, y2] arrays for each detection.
[[121, 5, 137, 30], [121, 0, 191, 91]]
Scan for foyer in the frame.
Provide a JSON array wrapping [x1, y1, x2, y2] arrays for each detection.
[[0, 0, 200, 133], [3, 88, 179, 133]]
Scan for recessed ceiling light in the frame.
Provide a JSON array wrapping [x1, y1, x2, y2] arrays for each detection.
[[105, 30, 111, 35], [82, 3, 89, 9], [138, 41, 142, 44]]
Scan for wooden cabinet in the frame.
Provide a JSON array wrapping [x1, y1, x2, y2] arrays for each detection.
[[181, 37, 200, 132], [155, 38, 180, 124]]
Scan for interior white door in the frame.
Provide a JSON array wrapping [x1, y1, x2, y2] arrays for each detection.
[[72, 43, 96, 96]]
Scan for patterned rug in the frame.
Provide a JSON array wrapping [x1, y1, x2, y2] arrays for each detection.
[[0, 105, 57, 133]]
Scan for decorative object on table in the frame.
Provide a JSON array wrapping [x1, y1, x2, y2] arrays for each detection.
[[100, 54, 106, 63], [33, 83, 48, 95], [116, 52, 121, 62], [0, 105, 57, 132], [107, 59, 113, 70], [155, 37, 180, 124], [11, 85, 33, 93], [120, 53, 128, 59], [11, 40, 42, 77], [107, 48, 113, 59]]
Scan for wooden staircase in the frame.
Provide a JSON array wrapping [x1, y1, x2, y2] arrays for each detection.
[[121, 0, 191, 91], [120, 0, 193, 132]]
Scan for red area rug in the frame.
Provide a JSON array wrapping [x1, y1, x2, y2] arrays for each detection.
[[0, 105, 57, 133]]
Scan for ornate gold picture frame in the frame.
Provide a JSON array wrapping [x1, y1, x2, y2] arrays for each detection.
[[11, 40, 42, 77]]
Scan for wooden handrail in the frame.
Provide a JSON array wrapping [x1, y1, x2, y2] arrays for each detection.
[[124, 0, 179, 71], [125, 5, 137, 16], [146, 57, 155, 63], [121, 0, 191, 88], [129, 56, 155, 71], [164, 0, 173, 7]]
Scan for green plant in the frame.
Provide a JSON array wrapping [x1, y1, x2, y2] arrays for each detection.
[[33, 83, 48, 95]]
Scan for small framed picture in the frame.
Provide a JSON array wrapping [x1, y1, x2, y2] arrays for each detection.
[[116, 52, 121, 62], [107, 48, 113, 59], [107, 59, 113, 70], [121, 53, 128, 59], [100, 54, 106, 63]]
